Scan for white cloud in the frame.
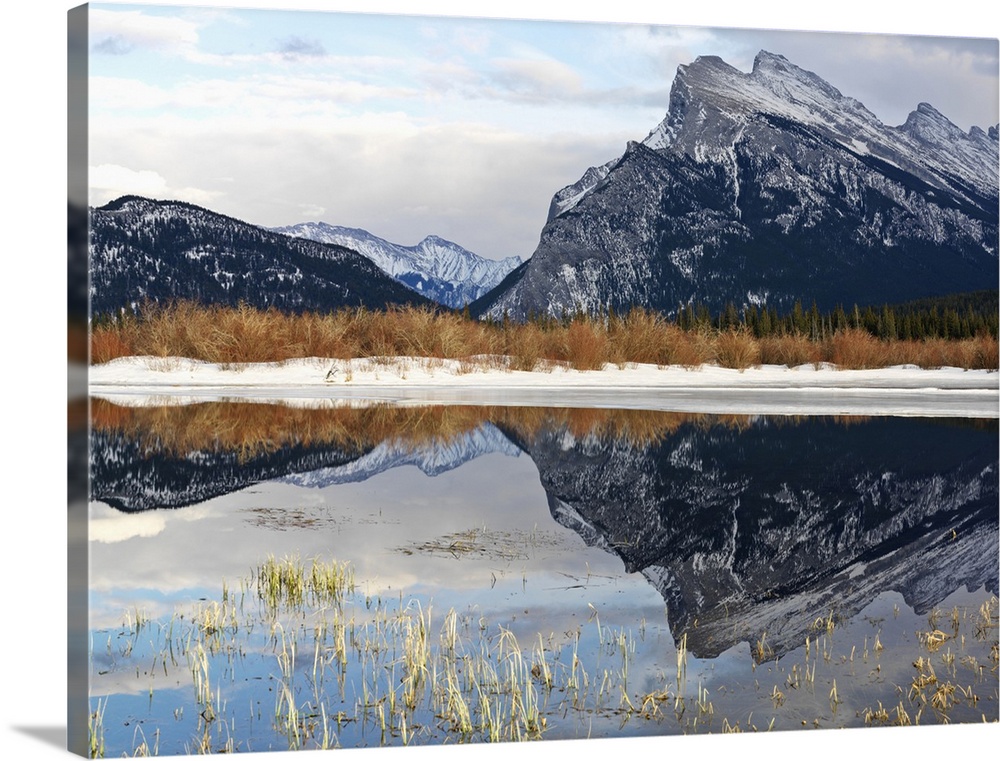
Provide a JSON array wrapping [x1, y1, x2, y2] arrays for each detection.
[[610, 23, 728, 70], [298, 204, 328, 218], [488, 57, 585, 101], [89, 164, 168, 196], [89, 76, 174, 110], [89, 8, 201, 56], [89, 163, 221, 208], [448, 24, 493, 56], [91, 70, 420, 121]]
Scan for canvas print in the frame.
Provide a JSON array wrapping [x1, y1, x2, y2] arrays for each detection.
[[69, 2, 999, 757]]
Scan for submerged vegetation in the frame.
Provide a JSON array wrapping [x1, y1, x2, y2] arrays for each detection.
[[88, 554, 999, 756], [90, 299, 999, 371]]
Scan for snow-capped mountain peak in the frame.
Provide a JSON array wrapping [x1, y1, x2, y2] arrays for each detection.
[[273, 222, 522, 309], [643, 50, 996, 201]]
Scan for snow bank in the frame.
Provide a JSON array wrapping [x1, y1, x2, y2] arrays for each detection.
[[88, 356, 999, 418]]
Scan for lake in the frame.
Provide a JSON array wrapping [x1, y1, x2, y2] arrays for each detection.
[[83, 397, 999, 755]]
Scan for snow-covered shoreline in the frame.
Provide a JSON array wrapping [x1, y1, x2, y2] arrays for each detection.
[[87, 356, 999, 418]]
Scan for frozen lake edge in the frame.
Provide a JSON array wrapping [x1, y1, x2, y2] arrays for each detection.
[[86, 357, 1000, 418]]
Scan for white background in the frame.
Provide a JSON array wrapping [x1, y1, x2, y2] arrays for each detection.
[[3, 1, 998, 760]]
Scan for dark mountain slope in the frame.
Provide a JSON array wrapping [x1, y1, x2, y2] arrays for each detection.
[[89, 196, 436, 315]]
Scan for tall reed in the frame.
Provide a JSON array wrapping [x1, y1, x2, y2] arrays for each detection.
[[90, 301, 999, 370]]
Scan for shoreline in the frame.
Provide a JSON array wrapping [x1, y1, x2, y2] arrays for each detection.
[[86, 356, 999, 418]]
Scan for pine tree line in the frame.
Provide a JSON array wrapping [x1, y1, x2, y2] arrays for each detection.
[[644, 291, 998, 341]]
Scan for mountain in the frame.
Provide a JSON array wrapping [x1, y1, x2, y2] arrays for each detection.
[[473, 51, 999, 321], [89, 428, 371, 512], [90, 421, 520, 512], [506, 416, 998, 659], [89, 196, 435, 315], [280, 422, 521, 487], [272, 222, 522, 309]]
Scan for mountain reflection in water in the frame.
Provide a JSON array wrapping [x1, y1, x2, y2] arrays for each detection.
[[90, 400, 998, 661]]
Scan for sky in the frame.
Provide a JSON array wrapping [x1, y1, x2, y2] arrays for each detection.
[[83, 1, 999, 262]]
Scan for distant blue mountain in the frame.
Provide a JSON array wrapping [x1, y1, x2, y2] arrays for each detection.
[[272, 222, 521, 309]]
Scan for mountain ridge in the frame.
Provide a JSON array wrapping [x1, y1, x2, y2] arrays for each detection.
[[473, 50, 998, 321], [272, 221, 522, 309]]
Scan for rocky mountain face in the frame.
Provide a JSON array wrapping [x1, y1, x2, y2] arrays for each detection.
[[506, 416, 998, 659], [473, 51, 999, 320], [89, 196, 434, 315], [273, 222, 521, 309]]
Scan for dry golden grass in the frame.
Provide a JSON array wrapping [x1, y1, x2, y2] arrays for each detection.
[[827, 329, 893, 370], [892, 336, 999, 370], [823, 331, 998, 371], [758, 334, 823, 367], [90, 328, 134, 365], [89, 301, 998, 371], [713, 329, 762, 371], [564, 319, 609, 371], [606, 310, 712, 367], [505, 322, 547, 372]]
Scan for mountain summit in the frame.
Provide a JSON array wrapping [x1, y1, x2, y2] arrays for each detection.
[[473, 51, 998, 320]]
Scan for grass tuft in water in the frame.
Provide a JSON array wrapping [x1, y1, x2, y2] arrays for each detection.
[[254, 554, 355, 612], [88, 698, 106, 758]]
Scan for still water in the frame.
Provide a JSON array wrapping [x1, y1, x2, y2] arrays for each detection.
[[85, 399, 999, 755]]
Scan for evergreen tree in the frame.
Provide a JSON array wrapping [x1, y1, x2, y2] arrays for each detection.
[[791, 300, 807, 335], [720, 301, 739, 330], [832, 304, 848, 333], [809, 301, 822, 340], [879, 304, 897, 340], [758, 306, 772, 337]]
